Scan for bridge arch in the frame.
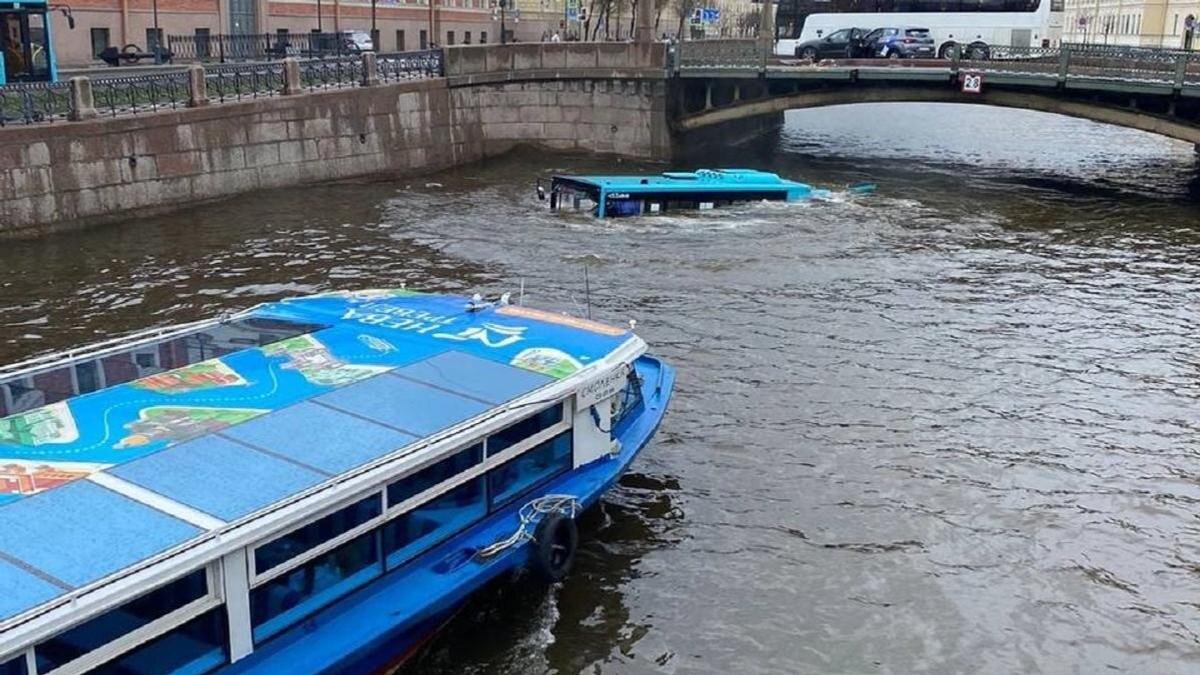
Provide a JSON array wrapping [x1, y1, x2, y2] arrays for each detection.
[[675, 84, 1200, 147]]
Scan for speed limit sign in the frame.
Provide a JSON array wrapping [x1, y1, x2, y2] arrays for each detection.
[[961, 71, 983, 94]]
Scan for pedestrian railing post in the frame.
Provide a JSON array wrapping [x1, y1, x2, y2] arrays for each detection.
[[1057, 48, 1070, 84], [68, 76, 97, 121], [1173, 53, 1187, 89], [187, 64, 209, 106], [361, 52, 379, 86], [282, 57, 302, 95]]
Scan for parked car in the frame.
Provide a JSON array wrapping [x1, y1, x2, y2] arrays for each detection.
[[344, 30, 375, 52], [792, 27, 870, 60], [862, 26, 935, 59]]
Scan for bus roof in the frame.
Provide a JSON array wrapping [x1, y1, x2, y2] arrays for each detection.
[[554, 168, 810, 194]]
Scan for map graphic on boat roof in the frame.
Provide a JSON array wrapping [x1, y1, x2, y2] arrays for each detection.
[[0, 289, 635, 621]]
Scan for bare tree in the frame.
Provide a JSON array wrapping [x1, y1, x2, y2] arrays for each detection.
[[736, 8, 759, 37], [673, 0, 698, 41]]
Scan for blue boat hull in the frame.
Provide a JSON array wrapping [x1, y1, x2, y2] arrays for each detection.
[[224, 355, 675, 675]]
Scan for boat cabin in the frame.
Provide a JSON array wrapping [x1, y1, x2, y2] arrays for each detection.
[[540, 168, 817, 219], [0, 289, 673, 674]]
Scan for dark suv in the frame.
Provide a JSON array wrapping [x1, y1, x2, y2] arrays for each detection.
[[793, 27, 870, 60], [863, 27, 935, 59]]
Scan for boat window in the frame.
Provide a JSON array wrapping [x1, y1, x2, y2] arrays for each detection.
[[34, 568, 209, 672], [382, 477, 486, 569], [85, 607, 227, 675], [488, 431, 573, 510], [249, 531, 381, 643], [386, 443, 482, 507], [254, 493, 383, 576], [0, 316, 326, 415], [486, 405, 564, 457], [0, 655, 26, 675], [612, 369, 645, 435]]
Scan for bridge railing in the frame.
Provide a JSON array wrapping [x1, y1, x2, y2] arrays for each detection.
[[675, 40, 1200, 91], [0, 50, 445, 127]]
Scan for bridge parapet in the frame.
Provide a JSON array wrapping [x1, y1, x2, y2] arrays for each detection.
[[444, 42, 668, 84], [676, 41, 1200, 92]]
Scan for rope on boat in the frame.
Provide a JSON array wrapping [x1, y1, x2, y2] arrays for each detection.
[[476, 494, 580, 560]]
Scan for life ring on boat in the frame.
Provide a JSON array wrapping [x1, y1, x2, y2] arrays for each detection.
[[531, 513, 578, 582]]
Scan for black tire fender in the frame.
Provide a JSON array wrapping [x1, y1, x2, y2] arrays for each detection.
[[531, 513, 578, 583]]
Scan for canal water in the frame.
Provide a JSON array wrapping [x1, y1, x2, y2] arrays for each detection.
[[2, 103, 1199, 673]]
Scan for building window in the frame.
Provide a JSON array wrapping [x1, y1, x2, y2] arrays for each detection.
[[254, 494, 382, 576], [250, 532, 381, 643], [447, 30, 455, 45], [396, 29, 405, 50], [0, 655, 27, 675], [90, 27, 110, 59], [146, 27, 164, 52], [488, 431, 573, 510], [382, 478, 486, 569], [464, 30, 472, 44], [195, 28, 211, 59], [420, 29, 428, 49], [480, 31, 487, 44], [387, 443, 482, 507], [87, 608, 228, 675], [34, 569, 209, 672], [487, 405, 564, 457]]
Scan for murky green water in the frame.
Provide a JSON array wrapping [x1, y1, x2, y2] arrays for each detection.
[[2, 103, 1199, 673]]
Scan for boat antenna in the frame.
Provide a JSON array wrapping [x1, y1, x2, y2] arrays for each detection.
[[584, 266, 592, 320]]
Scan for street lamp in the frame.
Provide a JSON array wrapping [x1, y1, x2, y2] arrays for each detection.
[[371, 0, 378, 49], [500, 0, 508, 44]]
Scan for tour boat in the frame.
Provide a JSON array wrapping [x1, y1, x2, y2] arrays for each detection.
[[537, 168, 874, 219], [0, 288, 674, 674]]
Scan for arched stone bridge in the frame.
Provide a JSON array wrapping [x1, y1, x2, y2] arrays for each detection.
[[671, 40, 1200, 148]]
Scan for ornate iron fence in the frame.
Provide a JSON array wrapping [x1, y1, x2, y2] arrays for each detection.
[[169, 32, 362, 63], [206, 61, 287, 102], [956, 45, 1061, 77], [300, 56, 365, 90], [91, 72, 192, 116], [377, 50, 444, 82], [0, 81, 72, 126]]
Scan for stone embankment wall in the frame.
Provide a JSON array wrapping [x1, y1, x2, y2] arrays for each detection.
[[0, 43, 669, 235]]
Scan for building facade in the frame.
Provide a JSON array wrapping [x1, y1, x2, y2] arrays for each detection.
[[49, 0, 562, 66], [1060, 0, 1197, 47]]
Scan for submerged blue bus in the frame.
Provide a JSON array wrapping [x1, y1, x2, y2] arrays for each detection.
[[0, 0, 58, 85]]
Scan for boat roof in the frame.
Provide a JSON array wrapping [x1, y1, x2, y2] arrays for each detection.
[[0, 289, 635, 624], [553, 168, 810, 193]]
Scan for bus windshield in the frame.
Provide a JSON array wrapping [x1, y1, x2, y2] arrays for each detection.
[[1, 8, 53, 83]]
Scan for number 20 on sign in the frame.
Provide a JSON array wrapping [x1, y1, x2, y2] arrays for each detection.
[[961, 72, 983, 94]]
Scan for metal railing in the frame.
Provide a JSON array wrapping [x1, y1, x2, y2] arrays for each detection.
[[168, 32, 365, 63], [676, 40, 1200, 90], [378, 50, 444, 82], [92, 72, 191, 117], [206, 61, 287, 102], [0, 81, 72, 126], [299, 55, 364, 90], [0, 49, 448, 128]]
